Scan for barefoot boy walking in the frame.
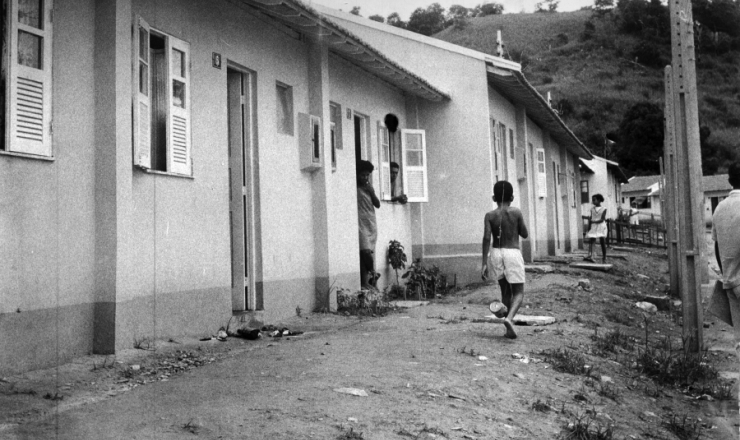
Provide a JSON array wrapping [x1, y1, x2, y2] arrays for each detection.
[[481, 181, 529, 339]]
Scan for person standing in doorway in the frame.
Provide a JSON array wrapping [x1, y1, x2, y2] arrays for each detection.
[[711, 162, 740, 367], [357, 160, 381, 290]]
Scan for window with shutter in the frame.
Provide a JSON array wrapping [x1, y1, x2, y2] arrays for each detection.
[[132, 19, 192, 175], [3, 0, 53, 157], [536, 148, 547, 198], [401, 129, 428, 203]]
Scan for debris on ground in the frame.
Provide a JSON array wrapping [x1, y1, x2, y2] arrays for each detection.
[[334, 388, 369, 397], [635, 302, 658, 313]]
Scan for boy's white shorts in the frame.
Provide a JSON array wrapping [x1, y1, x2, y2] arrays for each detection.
[[488, 248, 525, 284]]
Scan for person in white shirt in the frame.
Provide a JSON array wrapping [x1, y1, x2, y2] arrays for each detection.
[[712, 162, 740, 365]]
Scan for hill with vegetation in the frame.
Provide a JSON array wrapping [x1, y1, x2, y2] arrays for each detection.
[[433, 3, 740, 177]]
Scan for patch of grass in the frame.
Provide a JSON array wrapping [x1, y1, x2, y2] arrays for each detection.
[[337, 289, 393, 317], [182, 419, 201, 435], [336, 427, 365, 439], [695, 381, 735, 401], [662, 413, 704, 440], [603, 309, 633, 326], [597, 381, 620, 402], [441, 315, 469, 324], [591, 327, 634, 354], [543, 347, 595, 376], [561, 411, 615, 439]]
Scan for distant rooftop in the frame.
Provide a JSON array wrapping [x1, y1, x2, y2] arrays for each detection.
[[621, 174, 732, 194]]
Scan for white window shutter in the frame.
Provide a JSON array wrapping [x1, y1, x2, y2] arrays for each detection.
[[133, 17, 151, 168], [537, 148, 547, 198], [7, 0, 53, 156], [378, 123, 391, 200], [401, 129, 428, 203], [166, 36, 191, 175]]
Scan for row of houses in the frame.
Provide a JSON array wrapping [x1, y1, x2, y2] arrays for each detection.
[[620, 174, 733, 224], [1, 0, 597, 374]]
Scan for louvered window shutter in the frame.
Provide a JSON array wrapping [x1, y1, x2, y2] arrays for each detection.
[[537, 148, 547, 198], [133, 17, 151, 168], [378, 124, 391, 200], [401, 129, 428, 203], [166, 36, 191, 175], [7, 0, 53, 156]]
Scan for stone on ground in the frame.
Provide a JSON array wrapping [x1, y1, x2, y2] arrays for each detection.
[[483, 315, 556, 326], [390, 301, 429, 308], [635, 302, 658, 313], [525, 265, 554, 274], [569, 262, 613, 272], [639, 295, 671, 311]]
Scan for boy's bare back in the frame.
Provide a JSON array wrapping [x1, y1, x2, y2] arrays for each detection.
[[484, 206, 528, 249]]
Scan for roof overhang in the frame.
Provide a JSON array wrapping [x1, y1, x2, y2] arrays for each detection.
[[240, 0, 449, 102], [486, 64, 592, 159], [578, 158, 595, 174], [606, 161, 629, 184]]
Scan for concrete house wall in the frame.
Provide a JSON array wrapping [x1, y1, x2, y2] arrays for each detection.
[[0, 0, 98, 374], [0, 0, 424, 375]]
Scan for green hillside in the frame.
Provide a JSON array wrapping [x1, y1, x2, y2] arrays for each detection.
[[435, 9, 740, 176]]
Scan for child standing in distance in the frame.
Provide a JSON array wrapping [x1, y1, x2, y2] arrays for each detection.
[[481, 180, 529, 339], [585, 194, 608, 263]]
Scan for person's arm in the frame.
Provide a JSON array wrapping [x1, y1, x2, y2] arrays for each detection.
[[365, 185, 381, 209], [481, 215, 491, 279], [715, 241, 723, 273], [518, 211, 529, 239], [391, 194, 408, 204], [599, 208, 607, 223]]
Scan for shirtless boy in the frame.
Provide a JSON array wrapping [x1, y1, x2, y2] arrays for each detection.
[[481, 180, 529, 339]]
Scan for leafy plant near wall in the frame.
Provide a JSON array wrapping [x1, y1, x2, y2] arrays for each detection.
[[402, 258, 442, 300], [387, 240, 407, 299]]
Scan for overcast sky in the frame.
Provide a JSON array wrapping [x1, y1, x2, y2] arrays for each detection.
[[308, 0, 594, 18]]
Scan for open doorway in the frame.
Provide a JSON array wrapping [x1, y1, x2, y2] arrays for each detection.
[[227, 67, 258, 311]]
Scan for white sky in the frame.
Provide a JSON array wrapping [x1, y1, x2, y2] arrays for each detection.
[[307, 0, 594, 18]]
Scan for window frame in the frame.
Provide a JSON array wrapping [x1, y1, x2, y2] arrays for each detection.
[[276, 82, 294, 136], [580, 180, 590, 204], [1, 0, 54, 158], [401, 128, 428, 203], [132, 17, 192, 176]]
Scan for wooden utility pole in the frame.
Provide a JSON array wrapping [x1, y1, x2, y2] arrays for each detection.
[[663, 67, 680, 299], [667, 0, 704, 352]]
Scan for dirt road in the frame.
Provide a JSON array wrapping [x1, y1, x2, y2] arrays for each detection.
[[1, 248, 738, 439]]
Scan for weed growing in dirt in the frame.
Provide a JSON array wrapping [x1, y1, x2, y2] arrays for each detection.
[[336, 427, 365, 439], [633, 341, 718, 386], [662, 413, 704, 440], [696, 381, 734, 401], [543, 347, 595, 377], [560, 411, 615, 439], [442, 315, 468, 324], [532, 399, 553, 412], [591, 327, 634, 354], [182, 419, 201, 435], [133, 336, 153, 350], [337, 289, 393, 317], [43, 392, 63, 401], [603, 308, 633, 326], [458, 346, 482, 357], [597, 381, 621, 402]]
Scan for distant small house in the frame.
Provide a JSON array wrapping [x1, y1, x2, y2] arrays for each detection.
[[620, 174, 732, 224], [578, 156, 628, 220]]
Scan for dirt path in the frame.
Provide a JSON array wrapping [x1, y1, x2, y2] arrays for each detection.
[[1, 248, 738, 439]]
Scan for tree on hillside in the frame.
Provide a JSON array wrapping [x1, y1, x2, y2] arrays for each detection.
[[593, 0, 615, 17], [614, 102, 664, 176], [369, 14, 385, 23], [387, 12, 407, 29], [615, 0, 669, 39], [448, 4, 471, 19], [407, 3, 447, 36], [474, 2, 505, 16], [350, 6, 361, 16], [536, 0, 560, 13], [694, 0, 740, 36]]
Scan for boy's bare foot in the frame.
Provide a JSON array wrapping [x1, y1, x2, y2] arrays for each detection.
[[503, 319, 517, 339]]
